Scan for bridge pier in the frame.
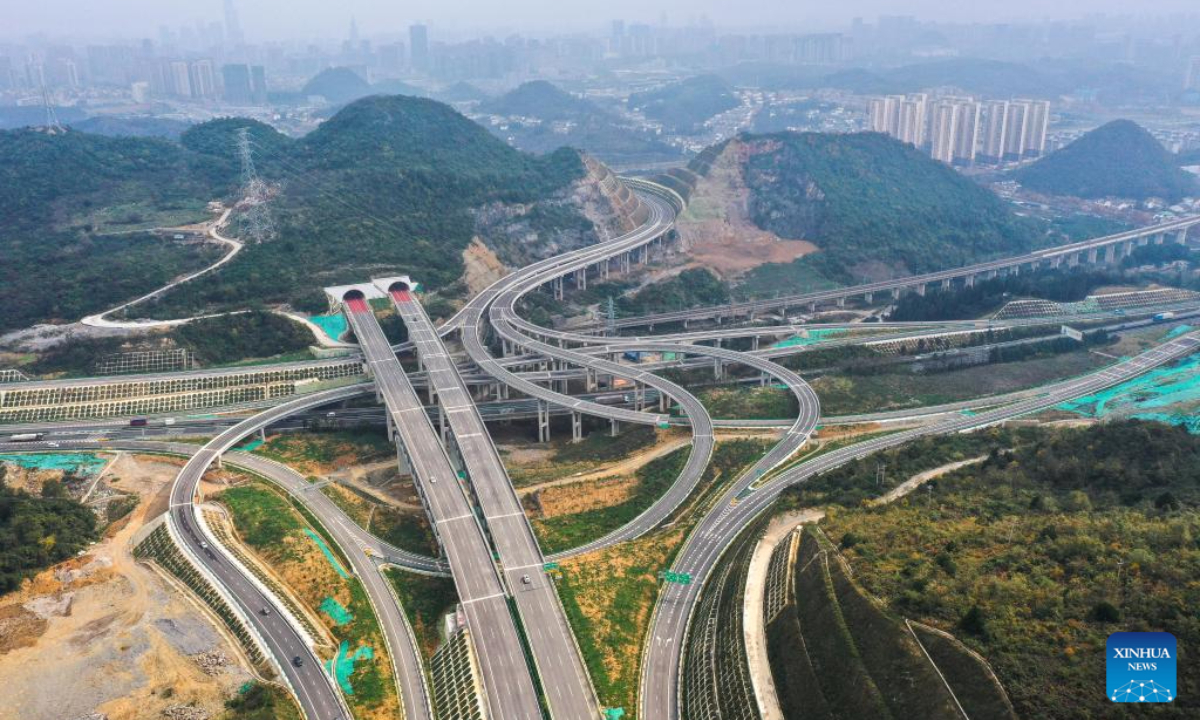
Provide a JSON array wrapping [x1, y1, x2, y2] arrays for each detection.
[[553, 277, 564, 301], [622, 253, 631, 274], [585, 368, 597, 393], [438, 404, 448, 444], [537, 401, 550, 443], [575, 268, 587, 290], [751, 336, 760, 351], [635, 384, 645, 411], [610, 418, 620, 437], [1154, 233, 1165, 245], [809, 302, 817, 313], [915, 284, 926, 297], [1176, 229, 1189, 245], [713, 358, 724, 380], [1050, 256, 1062, 269], [1104, 244, 1116, 264], [836, 297, 845, 308], [571, 412, 582, 443], [941, 278, 951, 290], [1068, 252, 1080, 267], [1138, 235, 1150, 247], [1087, 248, 1099, 264], [890, 288, 901, 301], [964, 275, 975, 288]]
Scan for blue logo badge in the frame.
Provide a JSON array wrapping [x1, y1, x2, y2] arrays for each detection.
[[1107, 632, 1176, 703]]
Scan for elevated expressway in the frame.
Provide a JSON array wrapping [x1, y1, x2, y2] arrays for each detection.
[[341, 294, 544, 719], [576, 214, 1200, 333], [639, 330, 1200, 720], [387, 282, 600, 719]]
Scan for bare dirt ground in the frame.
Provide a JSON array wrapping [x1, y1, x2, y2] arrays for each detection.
[[461, 238, 509, 296], [675, 140, 818, 277], [0, 454, 253, 720], [537, 476, 638, 518]]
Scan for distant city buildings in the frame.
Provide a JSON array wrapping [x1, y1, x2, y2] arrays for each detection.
[[221, 63, 267, 104], [868, 93, 1050, 167], [410, 24, 430, 73], [1187, 56, 1200, 91]]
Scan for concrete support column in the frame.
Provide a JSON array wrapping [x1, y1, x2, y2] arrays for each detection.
[[751, 336, 760, 351], [395, 442, 412, 477], [537, 401, 550, 444], [635, 384, 645, 411], [1087, 248, 1099, 264], [1123, 240, 1135, 258], [1138, 235, 1150, 247], [891, 288, 901, 300], [640, 245, 648, 264], [610, 418, 619, 437], [760, 372, 769, 387], [713, 358, 724, 380], [941, 279, 952, 290], [836, 297, 846, 308], [915, 284, 926, 297], [1176, 229, 1189, 245], [1068, 253, 1080, 267], [622, 253, 631, 273], [1104, 245, 1116, 264], [1010, 264, 1019, 276], [576, 268, 587, 290], [571, 412, 582, 443], [438, 404, 447, 444], [258, 428, 266, 441], [1050, 256, 1062, 269], [585, 368, 597, 393], [809, 302, 818, 312], [965, 275, 975, 288], [864, 292, 873, 304], [659, 392, 668, 412], [1154, 233, 1165, 245]]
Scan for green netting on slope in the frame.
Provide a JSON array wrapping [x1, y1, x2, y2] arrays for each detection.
[[308, 314, 348, 342], [325, 640, 375, 694], [320, 597, 354, 626], [1057, 355, 1200, 432], [772, 328, 845, 349], [1167, 324, 1194, 339], [303, 528, 351, 579], [0, 453, 108, 476]]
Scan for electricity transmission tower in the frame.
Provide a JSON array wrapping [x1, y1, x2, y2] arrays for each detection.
[[235, 127, 275, 244], [39, 76, 62, 133]]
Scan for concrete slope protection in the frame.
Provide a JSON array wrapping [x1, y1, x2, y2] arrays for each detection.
[[638, 331, 1200, 720], [342, 296, 544, 720], [389, 285, 600, 719]]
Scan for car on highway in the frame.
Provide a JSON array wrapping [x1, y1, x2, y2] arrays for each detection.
[[521, 574, 531, 585], [292, 656, 303, 667], [260, 607, 271, 616]]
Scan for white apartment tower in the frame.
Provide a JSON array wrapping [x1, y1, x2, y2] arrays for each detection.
[[979, 100, 1009, 164]]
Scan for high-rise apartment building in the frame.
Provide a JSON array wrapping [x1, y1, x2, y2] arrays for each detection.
[[979, 100, 1009, 164], [1002, 102, 1029, 161], [221, 63, 268, 104], [897, 94, 928, 147], [951, 99, 980, 166], [1185, 56, 1200, 91], [410, 24, 430, 72], [1019, 99, 1050, 158], [928, 101, 960, 164], [189, 59, 216, 98]]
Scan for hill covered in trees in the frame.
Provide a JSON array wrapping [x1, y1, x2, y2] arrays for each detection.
[[628, 75, 740, 133], [795, 421, 1200, 718], [682, 132, 1040, 291], [1014, 120, 1198, 202], [479, 81, 680, 165], [0, 127, 235, 333], [1, 94, 635, 332]]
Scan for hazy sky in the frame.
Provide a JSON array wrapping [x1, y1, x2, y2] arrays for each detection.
[[9, 0, 1200, 41]]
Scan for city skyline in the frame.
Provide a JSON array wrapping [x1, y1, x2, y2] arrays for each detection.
[[6, 0, 1200, 42]]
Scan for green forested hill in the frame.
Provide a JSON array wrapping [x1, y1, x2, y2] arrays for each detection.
[[1014, 120, 1198, 202], [0, 128, 235, 333], [628, 75, 740, 133], [480, 81, 681, 165], [728, 131, 1039, 288], [482, 81, 598, 122], [143, 95, 587, 316], [1, 95, 591, 330]]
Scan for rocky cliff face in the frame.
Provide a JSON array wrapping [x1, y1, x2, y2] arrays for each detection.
[[470, 153, 647, 271]]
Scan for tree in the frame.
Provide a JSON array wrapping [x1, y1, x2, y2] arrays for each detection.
[[959, 605, 990, 639]]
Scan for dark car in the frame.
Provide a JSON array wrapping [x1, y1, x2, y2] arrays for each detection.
[[292, 656, 304, 667]]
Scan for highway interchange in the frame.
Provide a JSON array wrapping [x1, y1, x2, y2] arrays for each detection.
[[3, 182, 1200, 720]]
